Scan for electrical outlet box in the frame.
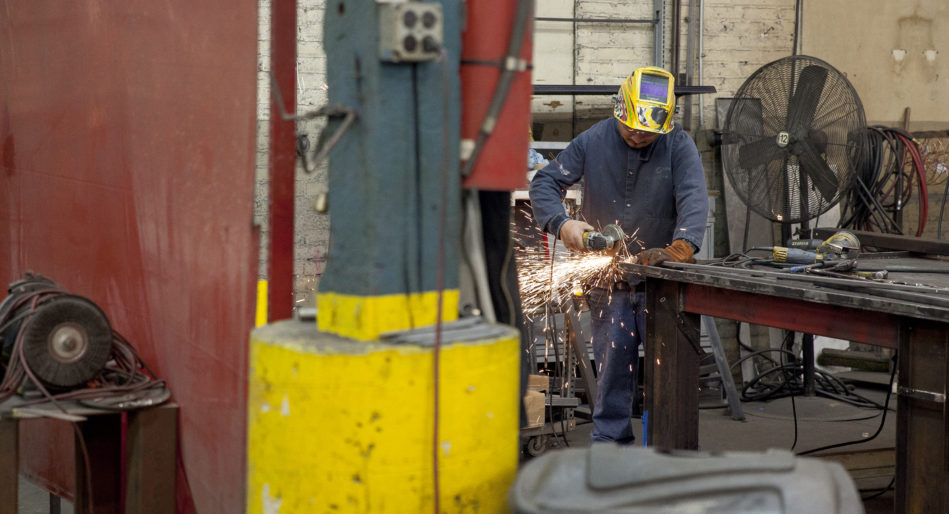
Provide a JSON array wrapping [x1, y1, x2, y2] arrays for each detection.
[[378, 2, 443, 62]]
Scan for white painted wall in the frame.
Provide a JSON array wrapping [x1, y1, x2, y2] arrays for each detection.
[[802, 0, 949, 129]]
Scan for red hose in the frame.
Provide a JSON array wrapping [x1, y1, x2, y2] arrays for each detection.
[[896, 133, 928, 236]]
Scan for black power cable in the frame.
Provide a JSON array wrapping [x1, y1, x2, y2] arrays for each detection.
[[860, 475, 896, 502], [840, 126, 929, 236], [797, 353, 898, 457], [939, 172, 949, 239]]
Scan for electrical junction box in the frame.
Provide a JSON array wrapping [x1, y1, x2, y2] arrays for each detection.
[[378, 1, 443, 62]]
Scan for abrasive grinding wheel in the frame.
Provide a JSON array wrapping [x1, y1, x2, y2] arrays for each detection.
[[20, 296, 113, 389]]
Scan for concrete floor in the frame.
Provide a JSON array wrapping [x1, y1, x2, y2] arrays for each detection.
[[523, 382, 896, 513], [17, 479, 73, 514]]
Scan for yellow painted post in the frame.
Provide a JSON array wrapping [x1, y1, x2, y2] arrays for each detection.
[[316, 290, 460, 341], [256, 280, 268, 327], [246, 319, 520, 513]]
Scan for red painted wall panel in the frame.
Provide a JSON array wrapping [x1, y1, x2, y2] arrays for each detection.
[[0, 3, 258, 512]]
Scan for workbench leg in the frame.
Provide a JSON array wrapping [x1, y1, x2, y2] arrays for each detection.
[[644, 279, 700, 450], [0, 419, 17, 514], [74, 413, 122, 514], [126, 404, 178, 514], [896, 320, 948, 513]]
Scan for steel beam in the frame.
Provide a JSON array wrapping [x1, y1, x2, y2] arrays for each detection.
[[896, 319, 949, 512], [126, 405, 178, 514], [682, 284, 901, 348], [267, 0, 298, 321], [0, 420, 16, 514], [74, 414, 122, 514], [644, 279, 700, 450]]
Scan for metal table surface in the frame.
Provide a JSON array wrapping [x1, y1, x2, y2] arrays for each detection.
[[620, 257, 949, 513]]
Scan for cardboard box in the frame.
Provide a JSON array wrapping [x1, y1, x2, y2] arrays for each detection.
[[527, 374, 548, 392], [523, 390, 546, 429]]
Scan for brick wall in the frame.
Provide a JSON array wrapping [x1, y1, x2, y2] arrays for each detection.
[[257, 0, 329, 306]]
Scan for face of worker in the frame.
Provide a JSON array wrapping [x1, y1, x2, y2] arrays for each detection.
[[617, 120, 660, 149]]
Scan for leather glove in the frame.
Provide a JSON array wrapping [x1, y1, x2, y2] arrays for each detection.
[[636, 239, 695, 266]]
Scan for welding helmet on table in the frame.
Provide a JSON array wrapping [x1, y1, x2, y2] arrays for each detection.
[[613, 66, 676, 134]]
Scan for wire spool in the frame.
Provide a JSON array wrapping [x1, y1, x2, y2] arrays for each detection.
[[18, 295, 113, 389]]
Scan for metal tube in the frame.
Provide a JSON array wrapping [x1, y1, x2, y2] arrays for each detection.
[[535, 16, 656, 24], [793, 0, 803, 55], [267, 0, 298, 322], [670, 0, 680, 79], [698, 0, 704, 128], [654, 0, 665, 67], [684, 0, 696, 130]]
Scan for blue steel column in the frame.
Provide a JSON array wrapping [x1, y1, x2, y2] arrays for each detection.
[[319, 1, 461, 304]]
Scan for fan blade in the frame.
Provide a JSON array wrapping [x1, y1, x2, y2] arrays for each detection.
[[738, 136, 785, 169], [796, 139, 838, 203], [787, 65, 828, 133]]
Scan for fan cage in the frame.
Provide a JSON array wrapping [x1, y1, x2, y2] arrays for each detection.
[[722, 55, 868, 224]]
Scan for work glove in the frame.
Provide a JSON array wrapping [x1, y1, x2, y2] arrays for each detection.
[[558, 220, 595, 252], [636, 239, 695, 266]]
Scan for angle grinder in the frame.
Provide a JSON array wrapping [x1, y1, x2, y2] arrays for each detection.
[[582, 224, 625, 255], [771, 230, 861, 265]]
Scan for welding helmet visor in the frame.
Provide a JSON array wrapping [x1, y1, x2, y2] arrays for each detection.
[[613, 66, 676, 134]]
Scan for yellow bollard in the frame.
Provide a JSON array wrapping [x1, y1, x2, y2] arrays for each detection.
[[247, 319, 520, 513]]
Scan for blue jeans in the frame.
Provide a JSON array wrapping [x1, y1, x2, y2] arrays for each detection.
[[588, 286, 646, 444]]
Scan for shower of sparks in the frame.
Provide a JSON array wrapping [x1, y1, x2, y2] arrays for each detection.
[[511, 210, 643, 320], [512, 205, 650, 375]]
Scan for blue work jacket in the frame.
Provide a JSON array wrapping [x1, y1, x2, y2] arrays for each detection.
[[529, 118, 709, 254]]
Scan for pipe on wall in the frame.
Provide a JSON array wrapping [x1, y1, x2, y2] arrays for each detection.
[[654, 0, 665, 67], [698, 0, 704, 128], [684, 0, 696, 130], [670, 0, 680, 79]]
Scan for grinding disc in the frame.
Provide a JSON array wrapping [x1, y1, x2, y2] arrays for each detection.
[[21, 296, 113, 389]]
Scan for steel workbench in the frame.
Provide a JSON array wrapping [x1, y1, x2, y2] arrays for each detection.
[[623, 254, 949, 513]]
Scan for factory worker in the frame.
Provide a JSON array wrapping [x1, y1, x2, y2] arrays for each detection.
[[528, 66, 709, 444]]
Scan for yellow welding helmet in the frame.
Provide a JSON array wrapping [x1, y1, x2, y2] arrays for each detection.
[[613, 67, 676, 134]]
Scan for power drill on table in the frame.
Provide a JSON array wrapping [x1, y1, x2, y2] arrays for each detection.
[[582, 224, 625, 255]]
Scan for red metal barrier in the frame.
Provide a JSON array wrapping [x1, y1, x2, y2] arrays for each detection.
[[0, 3, 257, 512]]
